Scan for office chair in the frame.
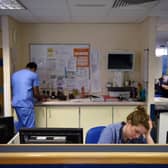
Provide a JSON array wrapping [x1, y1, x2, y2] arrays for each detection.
[[85, 126, 105, 144]]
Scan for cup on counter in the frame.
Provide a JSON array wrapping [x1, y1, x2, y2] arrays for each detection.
[[125, 81, 129, 86]]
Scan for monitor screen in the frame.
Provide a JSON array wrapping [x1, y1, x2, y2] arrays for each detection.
[[0, 116, 15, 143], [107, 52, 134, 71], [19, 128, 83, 144]]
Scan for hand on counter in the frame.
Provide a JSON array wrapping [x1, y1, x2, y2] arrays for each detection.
[[37, 95, 48, 102]]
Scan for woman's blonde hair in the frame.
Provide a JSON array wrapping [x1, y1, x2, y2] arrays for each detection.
[[126, 105, 149, 130]]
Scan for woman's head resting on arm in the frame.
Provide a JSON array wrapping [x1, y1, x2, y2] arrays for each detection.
[[123, 105, 150, 141]]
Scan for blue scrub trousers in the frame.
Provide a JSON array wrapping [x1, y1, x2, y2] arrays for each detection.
[[15, 107, 35, 130]]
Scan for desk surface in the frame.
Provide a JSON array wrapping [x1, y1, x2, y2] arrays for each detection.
[[0, 144, 168, 164], [1, 144, 168, 152]]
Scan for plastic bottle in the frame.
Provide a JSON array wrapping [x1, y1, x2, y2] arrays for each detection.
[[81, 86, 85, 98], [140, 88, 146, 101]]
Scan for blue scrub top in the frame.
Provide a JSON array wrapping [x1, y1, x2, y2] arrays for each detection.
[[98, 122, 146, 144], [12, 69, 40, 108]]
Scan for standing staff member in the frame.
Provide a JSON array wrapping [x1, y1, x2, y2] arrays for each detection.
[[12, 62, 42, 129]]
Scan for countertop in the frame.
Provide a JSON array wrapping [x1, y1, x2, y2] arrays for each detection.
[[154, 97, 168, 111], [154, 97, 168, 104], [35, 98, 146, 106]]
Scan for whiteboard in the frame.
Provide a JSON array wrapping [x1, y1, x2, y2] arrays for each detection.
[[30, 43, 90, 93]]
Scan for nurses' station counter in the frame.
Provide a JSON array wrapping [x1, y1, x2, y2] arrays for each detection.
[[0, 144, 168, 168]]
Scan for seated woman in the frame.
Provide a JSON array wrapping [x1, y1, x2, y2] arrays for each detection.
[[98, 105, 154, 144]]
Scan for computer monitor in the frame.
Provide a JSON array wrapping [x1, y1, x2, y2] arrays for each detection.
[[0, 116, 15, 143], [19, 128, 83, 144]]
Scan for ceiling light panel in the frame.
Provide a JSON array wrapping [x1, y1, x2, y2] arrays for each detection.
[[0, 0, 25, 9], [69, 0, 114, 6], [68, 0, 114, 17]]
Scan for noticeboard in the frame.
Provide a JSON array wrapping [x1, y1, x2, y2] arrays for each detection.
[[30, 43, 90, 93]]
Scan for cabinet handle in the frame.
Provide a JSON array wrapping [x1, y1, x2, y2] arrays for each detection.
[[48, 110, 51, 118]]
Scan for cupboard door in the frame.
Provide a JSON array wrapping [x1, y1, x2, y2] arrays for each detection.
[[158, 113, 168, 144], [47, 106, 79, 128], [35, 106, 47, 127], [113, 106, 136, 123], [80, 106, 112, 143]]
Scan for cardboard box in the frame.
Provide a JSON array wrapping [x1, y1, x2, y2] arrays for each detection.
[[0, 67, 3, 85], [0, 93, 3, 109], [0, 94, 3, 115]]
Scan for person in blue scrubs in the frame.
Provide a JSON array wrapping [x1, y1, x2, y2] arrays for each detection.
[[12, 62, 42, 130], [98, 105, 154, 144]]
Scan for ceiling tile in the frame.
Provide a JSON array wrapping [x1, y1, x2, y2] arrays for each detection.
[[70, 7, 109, 17], [0, 0, 167, 24], [29, 8, 69, 17]]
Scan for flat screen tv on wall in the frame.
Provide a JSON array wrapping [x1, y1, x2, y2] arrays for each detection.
[[107, 52, 135, 71]]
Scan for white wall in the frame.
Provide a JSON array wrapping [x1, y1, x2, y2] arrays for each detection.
[[1, 18, 157, 97], [19, 23, 142, 94]]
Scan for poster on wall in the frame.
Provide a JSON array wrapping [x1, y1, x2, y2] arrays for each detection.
[[30, 43, 90, 94]]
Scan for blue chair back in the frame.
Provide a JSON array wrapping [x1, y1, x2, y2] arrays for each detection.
[[85, 126, 105, 144]]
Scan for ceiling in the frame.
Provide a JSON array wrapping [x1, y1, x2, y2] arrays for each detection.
[[0, 0, 167, 24], [0, 0, 168, 45]]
